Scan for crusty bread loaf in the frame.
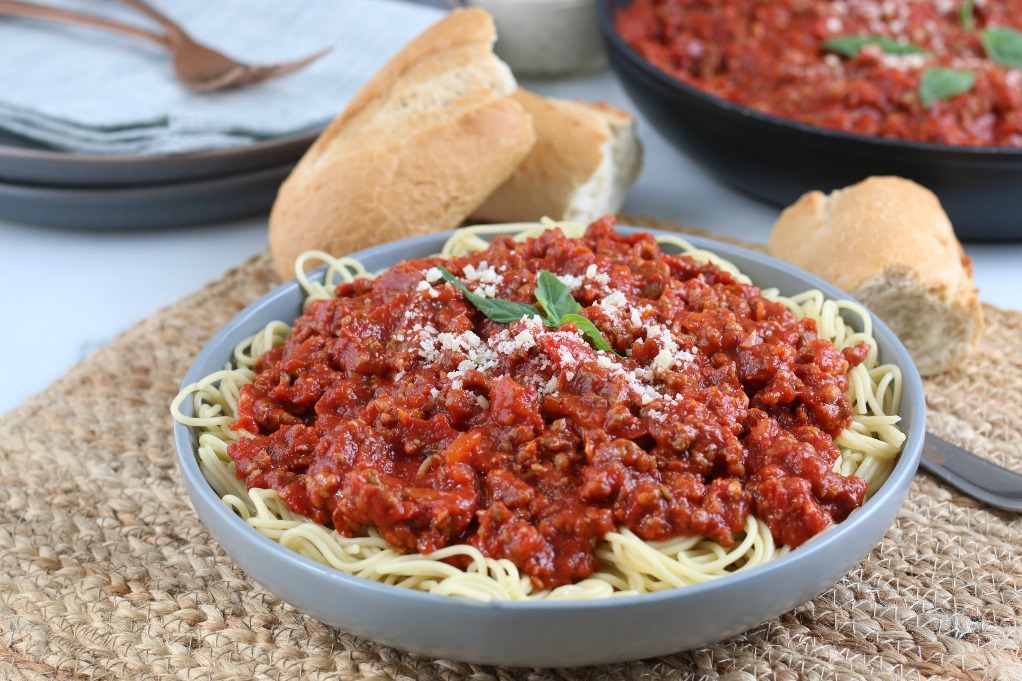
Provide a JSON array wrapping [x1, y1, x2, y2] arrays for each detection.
[[268, 8, 536, 279], [469, 88, 642, 224], [768, 176, 983, 376]]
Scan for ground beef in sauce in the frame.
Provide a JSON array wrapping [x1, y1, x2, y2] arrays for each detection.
[[615, 0, 1022, 147], [228, 217, 869, 589]]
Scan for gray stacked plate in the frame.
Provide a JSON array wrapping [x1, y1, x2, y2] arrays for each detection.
[[0, 127, 318, 229]]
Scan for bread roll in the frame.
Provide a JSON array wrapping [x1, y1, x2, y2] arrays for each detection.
[[268, 8, 536, 279], [768, 176, 983, 376], [469, 88, 642, 224]]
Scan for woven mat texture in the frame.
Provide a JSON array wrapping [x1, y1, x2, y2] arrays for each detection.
[[2, 217, 1020, 681]]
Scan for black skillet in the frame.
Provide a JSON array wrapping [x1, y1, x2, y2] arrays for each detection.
[[595, 0, 1022, 241]]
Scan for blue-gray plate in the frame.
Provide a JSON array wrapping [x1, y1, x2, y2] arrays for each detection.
[[0, 162, 293, 230], [0, 127, 317, 187]]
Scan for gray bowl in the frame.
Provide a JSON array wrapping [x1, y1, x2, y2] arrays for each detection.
[[173, 227, 925, 668]]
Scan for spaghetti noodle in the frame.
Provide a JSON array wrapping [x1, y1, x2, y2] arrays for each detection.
[[172, 219, 905, 601]]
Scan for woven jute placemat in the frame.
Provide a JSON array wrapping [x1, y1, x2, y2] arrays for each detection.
[[1, 216, 1020, 681]]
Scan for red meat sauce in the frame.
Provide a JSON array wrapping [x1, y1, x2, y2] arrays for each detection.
[[228, 218, 869, 589], [616, 0, 1022, 147]]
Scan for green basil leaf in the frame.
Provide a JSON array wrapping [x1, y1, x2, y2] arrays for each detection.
[[436, 265, 477, 298], [437, 266, 542, 324], [535, 270, 582, 326], [560, 314, 619, 356], [961, 0, 975, 31], [981, 27, 1022, 69], [472, 298, 544, 325], [822, 35, 926, 58], [437, 266, 620, 356], [919, 67, 976, 108]]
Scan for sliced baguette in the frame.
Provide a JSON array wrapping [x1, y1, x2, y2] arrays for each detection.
[[768, 176, 983, 376], [469, 88, 642, 224], [268, 8, 536, 279]]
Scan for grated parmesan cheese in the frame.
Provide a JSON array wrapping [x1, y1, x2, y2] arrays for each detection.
[[585, 263, 611, 286], [461, 261, 504, 298], [598, 291, 628, 311], [556, 273, 584, 290], [408, 272, 698, 411]]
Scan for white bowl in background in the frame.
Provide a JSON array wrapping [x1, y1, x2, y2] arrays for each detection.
[[464, 0, 607, 77]]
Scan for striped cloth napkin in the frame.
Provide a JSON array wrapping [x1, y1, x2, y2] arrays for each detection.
[[0, 0, 445, 155]]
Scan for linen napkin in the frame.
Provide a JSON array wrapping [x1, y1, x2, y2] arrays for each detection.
[[0, 0, 445, 155]]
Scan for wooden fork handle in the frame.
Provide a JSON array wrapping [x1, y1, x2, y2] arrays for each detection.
[[0, 0, 169, 48], [118, 0, 187, 39]]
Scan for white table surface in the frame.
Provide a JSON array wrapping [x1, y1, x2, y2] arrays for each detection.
[[2, 66, 1020, 417]]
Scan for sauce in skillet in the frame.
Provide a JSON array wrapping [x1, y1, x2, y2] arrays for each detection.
[[616, 0, 1022, 147]]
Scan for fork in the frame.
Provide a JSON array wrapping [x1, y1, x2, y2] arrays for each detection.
[[922, 432, 1022, 512], [0, 0, 329, 92]]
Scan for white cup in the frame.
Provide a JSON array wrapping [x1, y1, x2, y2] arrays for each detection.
[[460, 0, 607, 78]]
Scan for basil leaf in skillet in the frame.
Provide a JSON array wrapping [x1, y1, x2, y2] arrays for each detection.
[[981, 27, 1022, 69], [961, 0, 976, 31], [436, 266, 541, 324], [919, 67, 977, 108], [822, 35, 926, 58]]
